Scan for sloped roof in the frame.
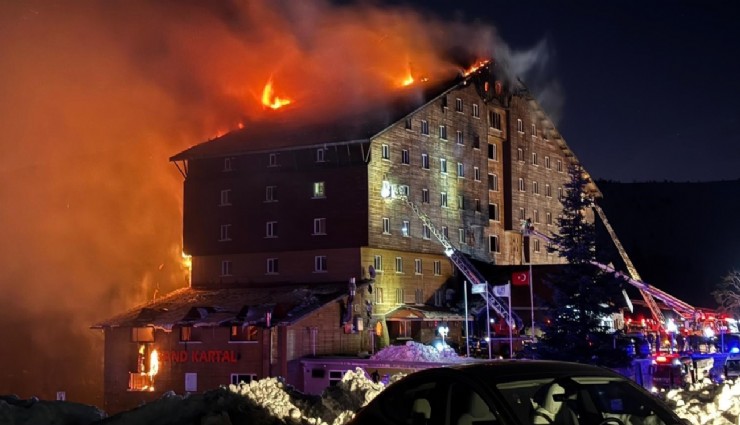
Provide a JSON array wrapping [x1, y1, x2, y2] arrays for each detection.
[[385, 305, 470, 321], [92, 282, 358, 331]]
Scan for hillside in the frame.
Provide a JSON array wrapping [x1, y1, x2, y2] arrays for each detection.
[[595, 180, 740, 309]]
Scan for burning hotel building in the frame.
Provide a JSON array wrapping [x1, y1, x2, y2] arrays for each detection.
[[94, 61, 598, 413]]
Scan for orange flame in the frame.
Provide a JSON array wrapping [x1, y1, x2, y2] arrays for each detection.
[[462, 59, 490, 77], [261, 76, 292, 110], [148, 349, 159, 378]]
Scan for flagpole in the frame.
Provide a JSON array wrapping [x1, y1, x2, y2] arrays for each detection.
[[508, 280, 513, 358], [486, 289, 491, 360], [529, 260, 535, 340], [464, 281, 470, 358]]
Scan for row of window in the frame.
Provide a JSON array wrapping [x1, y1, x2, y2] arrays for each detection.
[[515, 119, 549, 140], [219, 255, 327, 277], [516, 179, 564, 198], [218, 182, 325, 208], [515, 149, 564, 171], [381, 143, 498, 169]]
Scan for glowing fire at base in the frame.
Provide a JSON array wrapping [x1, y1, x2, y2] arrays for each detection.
[[148, 349, 159, 378], [261, 76, 292, 110]]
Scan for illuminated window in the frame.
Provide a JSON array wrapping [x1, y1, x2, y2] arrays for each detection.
[[180, 326, 200, 342], [489, 203, 499, 221], [220, 224, 232, 241], [517, 148, 524, 162], [267, 258, 278, 274], [439, 125, 447, 140], [395, 257, 403, 273], [518, 178, 525, 192], [399, 185, 410, 197], [185, 373, 198, 392], [221, 260, 232, 276], [401, 220, 410, 237], [401, 149, 410, 164], [268, 153, 278, 167], [224, 157, 233, 172], [532, 152, 538, 165], [517, 119, 524, 133], [316, 148, 326, 163], [382, 217, 390, 234], [488, 143, 497, 160], [421, 153, 430, 169], [265, 185, 277, 202], [312, 181, 325, 198], [421, 120, 429, 135], [489, 235, 500, 253], [381, 144, 390, 160], [489, 111, 502, 130], [375, 287, 384, 304], [472, 103, 480, 118], [440, 158, 447, 174], [457, 162, 464, 178], [474, 167, 481, 181], [230, 374, 257, 386], [230, 325, 258, 342], [414, 259, 422, 275], [314, 256, 327, 272], [422, 188, 430, 204], [220, 189, 231, 206], [433, 261, 442, 275], [422, 225, 431, 239], [440, 192, 448, 208], [266, 221, 277, 238], [456, 131, 464, 145], [313, 218, 326, 235], [455, 98, 463, 112], [373, 255, 383, 272]]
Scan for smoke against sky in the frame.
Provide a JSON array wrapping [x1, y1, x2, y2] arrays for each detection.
[[0, 0, 537, 404]]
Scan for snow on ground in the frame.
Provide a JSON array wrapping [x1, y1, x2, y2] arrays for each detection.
[[2, 343, 739, 425]]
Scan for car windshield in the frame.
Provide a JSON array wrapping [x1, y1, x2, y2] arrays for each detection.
[[494, 375, 676, 425]]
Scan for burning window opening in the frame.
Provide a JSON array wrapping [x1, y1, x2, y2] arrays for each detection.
[[129, 344, 159, 392], [261, 76, 292, 110]]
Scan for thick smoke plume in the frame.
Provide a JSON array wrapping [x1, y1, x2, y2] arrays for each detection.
[[0, 0, 552, 405]]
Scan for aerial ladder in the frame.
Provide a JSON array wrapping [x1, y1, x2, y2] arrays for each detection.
[[389, 186, 523, 329], [523, 204, 699, 332]]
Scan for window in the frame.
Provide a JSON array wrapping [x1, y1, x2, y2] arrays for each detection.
[[230, 325, 258, 342], [472, 103, 480, 118], [488, 143, 497, 160], [440, 158, 447, 174], [558, 187, 564, 199], [421, 153, 430, 169], [439, 125, 447, 140], [474, 167, 481, 181], [517, 148, 524, 162], [546, 211, 553, 225], [401, 149, 410, 164], [381, 144, 390, 160], [457, 195, 464, 209], [375, 286, 384, 304], [373, 255, 383, 272], [313, 181, 325, 198], [455, 98, 463, 112], [267, 258, 278, 274], [221, 260, 232, 276], [405, 118, 412, 130], [457, 162, 464, 178], [395, 257, 403, 273], [534, 239, 541, 253], [401, 220, 410, 237], [441, 96, 448, 109], [399, 184, 410, 197], [421, 119, 429, 135], [519, 208, 526, 220], [518, 178, 525, 192], [534, 209, 540, 224], [223, 157, 233, 172], [456, 130, 464, 145], [268, 153, 278, 167], [473, 135, 480, 149], [441, 226, 449, 239], [265, 185, 277, 202], [414, 259, 422, 275], [545, 184, 552, 197], [489, 110, 502, 130], [422, 188, 430, 204], [545, 156, 551, 169], [395, 288, 404, 304], [316, 148, 326, 162], [220, 189, 231, 206], [517, 119, 524, 133], [314, 256, 327, 272], [180, 326, 200, 342], [131, 327, 154, 342], [487, 174, 497, 191], [458, 228, 465, 244], [220, 224, 232, 241], [489, 235, 500, 253], [474, 198, 481, 213], [415, 288, 423, 304], [266, 221, 277, 238], [185, 373, 198, 392], [532, 152, 538, 165], [328, 370, 344, 386], [382, 217, 390, 234], [230, 374, 257, 386], [531, 123, 537, 137], [489, 203, 499, 221], [313, 218, 326, 235], [433, 260, 442, 275], [532, 180, 540, 195], [422, 225, 431, 239], [557, 159, 563, 172]]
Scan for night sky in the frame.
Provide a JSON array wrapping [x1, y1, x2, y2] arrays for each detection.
[[403, 0, 740, 182]]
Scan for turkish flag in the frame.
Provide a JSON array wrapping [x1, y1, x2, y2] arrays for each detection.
[[512, 271, 530, 286]]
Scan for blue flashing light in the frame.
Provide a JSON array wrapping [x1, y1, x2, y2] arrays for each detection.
[[730, 347, 739, 354]]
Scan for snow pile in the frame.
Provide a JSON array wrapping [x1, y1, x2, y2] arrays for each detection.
[[370, 340, 467, 362], [664, 380, 740, 424]]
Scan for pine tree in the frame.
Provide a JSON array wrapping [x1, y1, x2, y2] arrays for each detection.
[[529, 164, 629, 366]]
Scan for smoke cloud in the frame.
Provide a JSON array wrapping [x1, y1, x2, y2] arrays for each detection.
[[0, 0, 554, 404]]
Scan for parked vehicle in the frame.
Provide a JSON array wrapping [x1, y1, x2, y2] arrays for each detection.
[[348, 360, 685, 425], [651, 354, 696, 389], [725, 354, 740, 381]]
